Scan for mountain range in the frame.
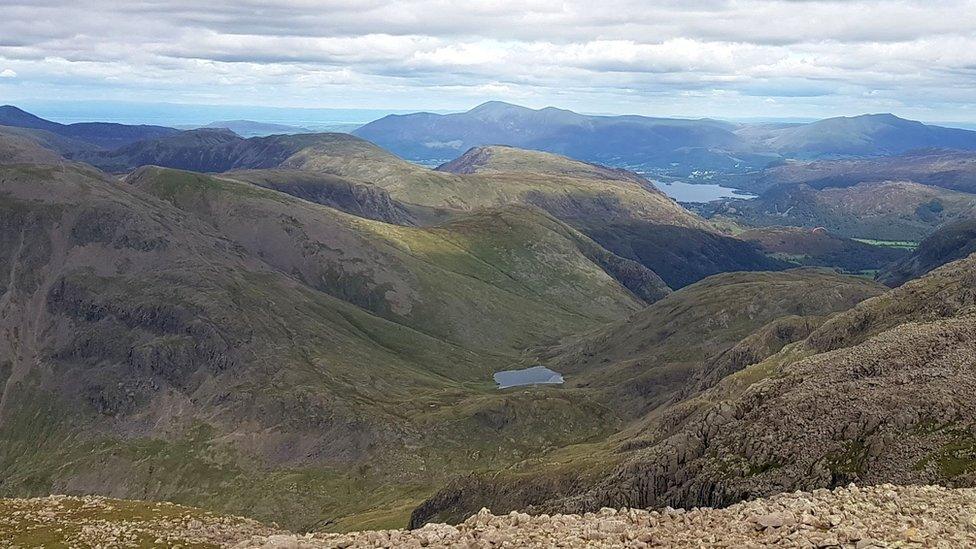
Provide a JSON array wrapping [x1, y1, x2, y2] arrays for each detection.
[[353, 101, 976, 175], [3, 102, 976, 535]]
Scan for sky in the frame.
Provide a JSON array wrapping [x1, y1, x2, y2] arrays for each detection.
[[2, 0, 976, 124]]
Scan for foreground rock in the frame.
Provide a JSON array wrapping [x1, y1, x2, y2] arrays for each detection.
[[234, 484, 976, 548], [0, 495, 277, 547]]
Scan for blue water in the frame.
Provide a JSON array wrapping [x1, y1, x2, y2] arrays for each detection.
[[656, 181, 755, 203], [493, 366, 564, 389]]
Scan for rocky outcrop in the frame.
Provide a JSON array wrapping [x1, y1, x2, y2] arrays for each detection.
[[237, 484, 976, 548]]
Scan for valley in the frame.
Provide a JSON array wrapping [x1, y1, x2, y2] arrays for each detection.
[[2, 99, 976, 545]]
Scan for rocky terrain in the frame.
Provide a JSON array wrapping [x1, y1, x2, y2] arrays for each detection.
[[7, 484, 974, 547]]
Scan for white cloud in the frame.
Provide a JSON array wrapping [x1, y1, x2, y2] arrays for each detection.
[[0, 1, 974, 120], [0, 69, 16, 78]]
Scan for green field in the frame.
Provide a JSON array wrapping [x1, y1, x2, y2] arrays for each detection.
[[851, 238, 919, 250]]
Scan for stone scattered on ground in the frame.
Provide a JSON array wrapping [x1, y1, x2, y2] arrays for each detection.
[[234, 484, 976, 548], [5, 484, 975, 548], [0, 494, 278, 548]]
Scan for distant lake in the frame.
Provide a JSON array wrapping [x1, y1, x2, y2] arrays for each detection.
[[656, 181, 756, 203], [494, 366, 564, 389]]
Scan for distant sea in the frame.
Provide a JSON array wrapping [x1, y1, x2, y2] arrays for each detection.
[[12, 100, 444, 129]]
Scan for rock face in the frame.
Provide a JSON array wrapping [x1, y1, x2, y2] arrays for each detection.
[[233, 484, 976, 548]]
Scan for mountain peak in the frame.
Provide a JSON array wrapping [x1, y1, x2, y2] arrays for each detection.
[[467, 101, 531, 115], [0, 105, 62, 130], [857, 112, 911, 123]]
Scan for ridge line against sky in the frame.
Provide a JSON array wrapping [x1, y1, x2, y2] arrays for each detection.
[[2, 1, 975, 123]]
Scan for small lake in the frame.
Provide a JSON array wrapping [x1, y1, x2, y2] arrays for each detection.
[[656, 181, 756, 203], [494, 366, 564, 389]]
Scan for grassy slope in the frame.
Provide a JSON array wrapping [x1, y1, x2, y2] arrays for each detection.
[[127, 166, 646, 353], [283, 141, 705, 230], [0, 162, 650, 531], [539, 269, 885, 415]]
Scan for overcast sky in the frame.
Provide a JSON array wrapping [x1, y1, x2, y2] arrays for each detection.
[[2, 0, 975, 121]]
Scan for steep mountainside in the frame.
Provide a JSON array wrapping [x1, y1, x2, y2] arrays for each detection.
[[741, 149, 976, 194], [0, 160, 659, 531], [706, 180, 976, 241], [877, 218, 976, 287], [411, 270, 884, 526], [77, 129, 326, 173], [539, 269, 883, 416], [0, 105, 179, 149], [411, 247, 976, 528], [0, 130, 65, 165], [436, 145, 650, 185], [0, 125, 102, 161]]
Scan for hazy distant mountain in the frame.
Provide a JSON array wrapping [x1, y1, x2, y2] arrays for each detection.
[[195, 120, 313, 137], [739, 149, 976, 194], [739, 113, 976, 158], [354, 101, 773, 174], [355, 103, 976, 173], [0, 105, 178, 148]]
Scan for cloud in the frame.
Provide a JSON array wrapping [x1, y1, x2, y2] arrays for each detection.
[[0, 68, 16, 78], [0, 1, 974, 120]]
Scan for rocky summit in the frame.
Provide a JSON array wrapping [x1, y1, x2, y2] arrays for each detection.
[[237, 485, 976, 548], [11, 484, 973, 548]]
